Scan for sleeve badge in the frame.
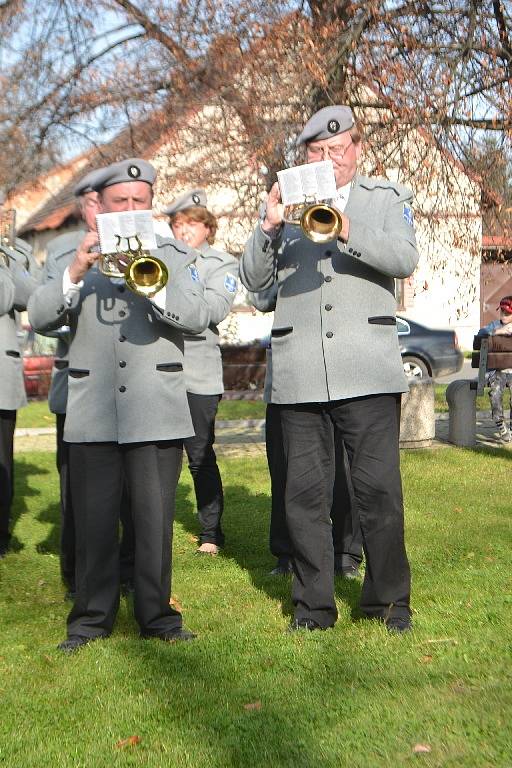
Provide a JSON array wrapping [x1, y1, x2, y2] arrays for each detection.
[[188, 264, 200, 282], [403, 204, 414, 227], [224, 273, 237, 293]]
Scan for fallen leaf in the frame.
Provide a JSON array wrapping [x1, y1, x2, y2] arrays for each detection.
[[413, 743, 431, 754], [170, 596, 183, 611], [243, 701, 262, 711], [420, 655, 433, 664], [115, 736, 141, 749], [453, 506, 463, 513]]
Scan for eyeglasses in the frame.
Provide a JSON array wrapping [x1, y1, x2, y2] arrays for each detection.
[[306, 139, 353, 161]]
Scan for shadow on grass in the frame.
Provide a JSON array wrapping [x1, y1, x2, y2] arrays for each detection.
[[174, 478, 362, 624], [10, 457, 50, 554], [36, 501, 61, 555], [116, 638, 322, 767]]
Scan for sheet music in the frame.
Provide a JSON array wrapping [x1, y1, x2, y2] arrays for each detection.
[[277, 161, 337, 206], [96, 210, 157, 254]]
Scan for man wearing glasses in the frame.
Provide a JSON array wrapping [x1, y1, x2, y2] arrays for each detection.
[[240, 105, 419, 634]]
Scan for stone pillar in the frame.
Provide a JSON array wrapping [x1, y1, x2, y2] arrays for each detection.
[[446, 379, 477, 447], [399, 379, 435, 449]]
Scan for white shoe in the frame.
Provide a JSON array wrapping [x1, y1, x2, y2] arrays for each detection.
[[497, 423, 511, 442]]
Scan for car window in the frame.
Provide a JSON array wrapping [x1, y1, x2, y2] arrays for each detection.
[[397, 318, 410, 336]]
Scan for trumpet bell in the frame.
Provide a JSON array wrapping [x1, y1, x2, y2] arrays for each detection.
[[283, 202, 343, 244], [125, 254, 169, 298], [300, 203, 344, 243]]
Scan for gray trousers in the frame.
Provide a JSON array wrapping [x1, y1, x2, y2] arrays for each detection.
[[487, 370, 512, 424]]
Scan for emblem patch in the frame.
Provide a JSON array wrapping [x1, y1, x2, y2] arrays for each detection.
[[192, 193, 200, 204], [224, 273, 237, 293], [128, 165, 141, 178], [188, 264, 200, 282], [403, 203, 414, 227], [328, 119, 340, 133]]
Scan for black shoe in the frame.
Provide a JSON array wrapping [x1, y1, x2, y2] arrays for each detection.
[[57, 634, 105, 653], [340, 565, 360, 580], [334, 555, 361, 578], [141, 628, 197, 643], [121, 578, 135, 596], [0, 535, 11, 558], [288, 618, 325, 633], [269, 557, 293, 576], [385, 616, 412, 634]]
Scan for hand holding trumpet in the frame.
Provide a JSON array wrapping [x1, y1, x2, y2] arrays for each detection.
[[69, 231, 100, 284], [261, 183, 284, 233]]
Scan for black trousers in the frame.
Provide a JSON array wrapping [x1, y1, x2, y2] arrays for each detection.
[[57, 415, 136, 591], [184, 392, 224, 546], [265, 403, 363, 566], [0, 410, 16, 545], [280, 394, 411, 628], [67, 440, 183, 638]]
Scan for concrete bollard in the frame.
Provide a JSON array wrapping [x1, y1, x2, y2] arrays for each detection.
[[399, 378, 435, 449], [446, 379, 476, 447]]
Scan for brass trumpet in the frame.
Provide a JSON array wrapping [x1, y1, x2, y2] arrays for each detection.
[[100, 234, 168, 298], [284, 200, 343, 244]]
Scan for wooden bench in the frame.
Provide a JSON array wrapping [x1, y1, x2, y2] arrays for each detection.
[[471, 334, 512, 395]]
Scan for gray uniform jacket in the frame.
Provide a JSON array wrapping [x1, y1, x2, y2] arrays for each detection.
[[240, 175, 419, 404], [42, 230, 85, 414], [28, 236, 209, 443], [247, 286, 277, 404], [0, 239, 40, 410], [182, 242, 239, 395]]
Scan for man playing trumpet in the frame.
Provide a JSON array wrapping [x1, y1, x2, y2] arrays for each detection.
[[240, 105, 418, 633], [29, 158, 209, 651], [0, 211, 40, 557]]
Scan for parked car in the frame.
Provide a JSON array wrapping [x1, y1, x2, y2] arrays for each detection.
[[396, 317, 464, 379], [221, 315, 463, 390], [17, 326, 58, 399], [397, 316, 464, 380]]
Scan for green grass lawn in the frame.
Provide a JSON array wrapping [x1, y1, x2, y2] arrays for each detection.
[[17, 399, 267, 428], [16, 390, 493, 428], [434, 385, 489, 414], [0, 449, 510, 767]]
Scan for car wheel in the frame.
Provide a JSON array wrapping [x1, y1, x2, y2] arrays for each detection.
[[402, 355, 429, 379]]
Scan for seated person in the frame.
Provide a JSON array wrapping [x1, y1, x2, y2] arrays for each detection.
[[477, 295, 512, 442]]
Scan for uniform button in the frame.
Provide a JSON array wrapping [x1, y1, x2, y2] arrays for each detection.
[[119, 385, 126, 393], [118, 285, 125, 293], [119, 335, 126, 342], [325, 250, 332, 257], [119, 361, 126, 368], [325, 304, 332, 311], [324, 275, 332, 282], [166, 311, 171, 317], [348, 247, 353, 254], [119, 310, 126, 318], [175, 315, 180, 321], [326, 331, 333, 338]]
